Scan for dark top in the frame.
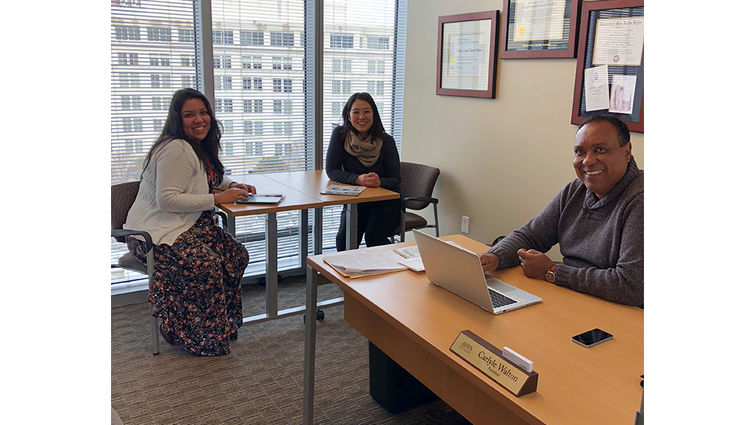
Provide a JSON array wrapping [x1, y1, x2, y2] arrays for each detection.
[[488, 157, 644, 306], [325, 126, 400, 191]]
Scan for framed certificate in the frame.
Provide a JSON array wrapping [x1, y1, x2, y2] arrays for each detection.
[[436, 10, 500, 98], [500, 0, 580, 59], [571, 0, 644, 132]]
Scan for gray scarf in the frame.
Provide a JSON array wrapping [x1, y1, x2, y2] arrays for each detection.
[[344, 131, 383, 167]]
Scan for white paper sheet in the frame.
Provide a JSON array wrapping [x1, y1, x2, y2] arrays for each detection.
[[592, 17, 644, 66], [609, 74, 637, 114], [323, 246, 407, 278], [584, 65, 610, 112], [398, 257, 425, 272], [513, 0, 566, 42], [441, 19, 492, 91]]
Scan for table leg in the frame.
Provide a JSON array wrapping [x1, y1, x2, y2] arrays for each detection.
[[345, 203, 358, 250], [303, 265, 317, 425], [265, 212, 278, 318], [227, 213, 236, 237], [299, 209, 309, 269], [314, 207, 323, 255]]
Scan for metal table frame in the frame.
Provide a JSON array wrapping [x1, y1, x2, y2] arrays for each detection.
[[218, 170, 398, 325]]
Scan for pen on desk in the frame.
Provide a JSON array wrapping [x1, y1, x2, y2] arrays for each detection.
[[254, 194, 283, 197]]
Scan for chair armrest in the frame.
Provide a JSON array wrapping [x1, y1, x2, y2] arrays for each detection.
[[111, 229, 153, 252], [402, 196, 438, 204], [401, 196, 438, 211], [214, 209, 229, 230]]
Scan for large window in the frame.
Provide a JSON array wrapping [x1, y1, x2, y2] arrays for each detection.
[[111, 0, 406, 290], [270, 31, 295, 46], [329, 33, 354, 48], [114, 25, 140, 40], [147, 27, 172, 42], [322, 0, 405, 252], [212, 30, 234, 45]]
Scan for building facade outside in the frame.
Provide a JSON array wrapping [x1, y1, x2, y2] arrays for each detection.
[[111, 0, 400, 285]]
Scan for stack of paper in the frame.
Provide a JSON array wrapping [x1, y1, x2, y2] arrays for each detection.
[[321, 184, 366, 196], [393, 245, 420, 259], [398, 256, 425, 272], [323, 245, 407, 278], [392, 240, 470, 272], [393, 240, 467, 259]]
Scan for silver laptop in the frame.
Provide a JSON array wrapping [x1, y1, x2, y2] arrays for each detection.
[[413, 230, 542, 315]]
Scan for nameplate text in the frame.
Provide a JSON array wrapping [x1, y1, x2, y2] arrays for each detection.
[[450, 330, 537, 396]]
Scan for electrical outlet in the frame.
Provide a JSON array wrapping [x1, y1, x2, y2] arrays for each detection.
[[461, 216, 470, 234]]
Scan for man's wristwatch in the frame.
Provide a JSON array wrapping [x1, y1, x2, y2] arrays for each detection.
[[545, 264, 557, 283]]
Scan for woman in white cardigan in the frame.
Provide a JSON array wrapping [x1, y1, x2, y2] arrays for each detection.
[[124, 88, 255, 356]]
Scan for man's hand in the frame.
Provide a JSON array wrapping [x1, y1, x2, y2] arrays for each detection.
[[479, 253, 499, 273], [517, 248, 555, 281], [355, 172, 380, 187]]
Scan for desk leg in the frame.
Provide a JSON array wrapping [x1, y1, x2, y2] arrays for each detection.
[[345, 203, 358, 250], [314, 207, 323, 255], [300, 209, 309, 269], [265, 212, 278, 318], [227, 214, 236, 237], [303, 265, 317, 425]]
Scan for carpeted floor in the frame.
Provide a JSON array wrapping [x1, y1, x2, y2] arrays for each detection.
[[111, 275, 465, 424]]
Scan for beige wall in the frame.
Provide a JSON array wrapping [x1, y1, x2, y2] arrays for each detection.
[[401, 0, 644, 256]]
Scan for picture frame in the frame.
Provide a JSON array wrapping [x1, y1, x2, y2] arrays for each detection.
[[500, 0, 580, 59], [436, 10, 500, 98], [570, 0, 644, 132]]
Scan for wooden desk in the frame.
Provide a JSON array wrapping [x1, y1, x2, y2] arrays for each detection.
[[303, 234, 643, 425], [216, 170, 399, 324]]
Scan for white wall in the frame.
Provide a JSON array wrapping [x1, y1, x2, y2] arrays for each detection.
[[401, 0, 644, 256]]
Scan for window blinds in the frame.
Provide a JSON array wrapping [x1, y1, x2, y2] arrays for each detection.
[[320, 0, 402, 251], [111, 0, 406, 289], [111, 0, 200, 287]]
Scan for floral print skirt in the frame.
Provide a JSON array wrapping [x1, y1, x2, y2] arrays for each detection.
[[127, 211, 248, 356]]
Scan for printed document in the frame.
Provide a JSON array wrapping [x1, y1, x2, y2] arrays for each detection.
[[323, 245, 407, 278], [321, 184, 366, 196]]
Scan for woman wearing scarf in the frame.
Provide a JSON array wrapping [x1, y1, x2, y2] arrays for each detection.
[[325, 92, 401, 251]]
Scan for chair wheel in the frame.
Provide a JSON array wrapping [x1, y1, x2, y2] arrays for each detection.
[[303, 309, 325, 323]]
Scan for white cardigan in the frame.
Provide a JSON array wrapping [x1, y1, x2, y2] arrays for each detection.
[[124, 139, 232, 246]]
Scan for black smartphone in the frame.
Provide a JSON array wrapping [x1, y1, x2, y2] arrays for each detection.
[[571, 328, 613, 348]]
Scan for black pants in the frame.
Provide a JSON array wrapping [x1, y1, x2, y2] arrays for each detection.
[[336, 198, 401, 251]]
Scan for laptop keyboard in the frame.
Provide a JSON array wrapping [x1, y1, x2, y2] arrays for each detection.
[[488, 289, 517, 308]]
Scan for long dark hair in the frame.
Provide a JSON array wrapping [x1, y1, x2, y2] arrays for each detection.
[[141, 88, 224, 178], [341, 92, 385, 139]]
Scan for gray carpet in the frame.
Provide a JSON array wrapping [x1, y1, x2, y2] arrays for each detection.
[[111, 275, 462, 424]]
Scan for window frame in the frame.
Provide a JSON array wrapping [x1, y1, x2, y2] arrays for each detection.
[[111, 0, 408, 290]]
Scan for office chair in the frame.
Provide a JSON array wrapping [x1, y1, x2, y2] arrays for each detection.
[[111, 182, 230, 355], [111, 181, 160, 355], [394, 161, 440, 242]]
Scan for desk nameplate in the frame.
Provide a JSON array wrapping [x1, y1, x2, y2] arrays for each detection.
[[450, 330, 538, 397]]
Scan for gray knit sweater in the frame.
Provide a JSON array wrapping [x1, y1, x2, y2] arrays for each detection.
[[488, 157, 643, 306]]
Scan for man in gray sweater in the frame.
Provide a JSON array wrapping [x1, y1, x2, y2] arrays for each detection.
[[480, 115, 643, 306]]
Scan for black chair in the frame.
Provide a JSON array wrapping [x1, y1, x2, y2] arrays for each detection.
[[111, 181, 160, 355], [394, 161, 440, 242], [111, 182, 229, 355]]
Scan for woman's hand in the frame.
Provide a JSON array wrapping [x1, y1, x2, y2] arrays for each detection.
[[229, 182, 257, 194], [479, 253, 500, 273], [213, 187, 250, 204], [355, 172, 380, 187], [517, 248, 555, 280]]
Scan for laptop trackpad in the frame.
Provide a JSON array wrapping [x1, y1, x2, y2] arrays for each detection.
[[486, 277, 517, 294]]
